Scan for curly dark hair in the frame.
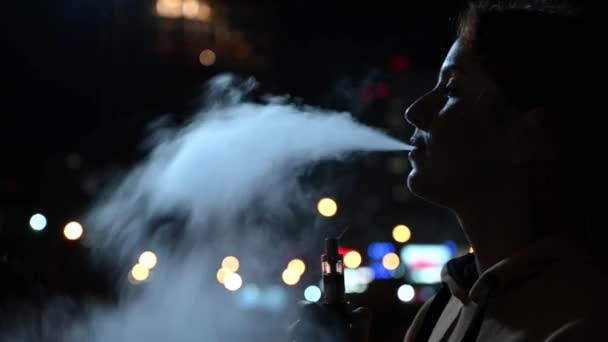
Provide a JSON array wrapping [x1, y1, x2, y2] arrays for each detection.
[[456, 1, 607, 254]]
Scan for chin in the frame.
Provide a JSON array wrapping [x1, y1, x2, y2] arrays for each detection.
[[406, 169, 452, 208], [406, 169, 430, 198]]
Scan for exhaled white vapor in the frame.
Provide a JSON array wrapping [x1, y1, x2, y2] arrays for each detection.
[[9, 74, 411, 342]]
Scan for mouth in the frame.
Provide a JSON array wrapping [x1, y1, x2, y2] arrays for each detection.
[[408, 136, 426, 161], [408, 136, 426, 150]]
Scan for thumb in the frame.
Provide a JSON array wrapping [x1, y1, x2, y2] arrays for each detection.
[[350, 307, 372, 342]]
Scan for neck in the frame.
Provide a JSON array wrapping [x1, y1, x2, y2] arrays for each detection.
[[452, 178, 542, 275]]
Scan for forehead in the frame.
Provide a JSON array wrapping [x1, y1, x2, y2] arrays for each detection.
[[441, 39, 504, 103], [440, 39, 481, 77]]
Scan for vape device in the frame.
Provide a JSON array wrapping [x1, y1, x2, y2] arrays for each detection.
[[320, 236, 352, 342], [321, 237, 346, 306]]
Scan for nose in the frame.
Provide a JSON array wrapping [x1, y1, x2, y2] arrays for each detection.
[[404, 92, 432, 130]]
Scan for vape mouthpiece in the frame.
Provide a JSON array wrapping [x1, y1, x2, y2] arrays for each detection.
[[325, 237, 339, 259]]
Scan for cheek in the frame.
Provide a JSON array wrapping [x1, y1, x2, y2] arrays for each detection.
[[427, 107, 498, 177], [431, 105, 483, 156]]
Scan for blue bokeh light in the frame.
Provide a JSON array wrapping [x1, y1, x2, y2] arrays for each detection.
[[367, 242, 395, 260], [370, 261, 393, 279], [443, 240, 457, 256], [304, 285, 322, 302]]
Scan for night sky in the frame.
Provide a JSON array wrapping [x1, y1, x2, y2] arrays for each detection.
[[3, 1, 606, 340]]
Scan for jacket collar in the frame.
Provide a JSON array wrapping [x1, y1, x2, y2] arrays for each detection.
[[441, 233, 591, 304]]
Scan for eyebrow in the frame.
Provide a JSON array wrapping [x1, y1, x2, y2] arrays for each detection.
[[440, 64, 465, 77]]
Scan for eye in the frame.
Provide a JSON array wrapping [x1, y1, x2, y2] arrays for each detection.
[[441, 83, 457, 97]]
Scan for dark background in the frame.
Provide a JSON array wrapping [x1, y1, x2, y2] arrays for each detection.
[[2, 1, 606, 341]]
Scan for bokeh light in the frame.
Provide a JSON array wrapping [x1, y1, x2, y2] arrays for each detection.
[[391, 263, 407, 278], [222, 256, 240, 272], [469, 246, 474, 253], [317, 197, 338, 217], [397, 284, 415, 302], [304, 285, 322, 302], [236, 284, 260, 309], [390, 55, 410, 72], [262, 286, 288, 311], [197, 2, 211, 21], [199, 49, 216, 66], [224, 272, 243, 291], [371, 261, 392, 279], [444, 240, 457, 255], [374, 82, 392, 98], [382, 252, 400, 270], [392, 224, 412, 243], [138, 251, 158, 269], [130, 263, 150, 282], [357, 267, 375, 284], [367, 242, 395, 260], [282, 268, 300, 286], [401, 244, 453, 269], [344, 251, 362, 269], [216, 267, 232, 284], [287, 259, 305, 275], [181, 0, 199, 18], [156, 0, 182, 18], [344, 269, 370, 294], [29, 213, 47, 231], [409, 266, 443, 284], [359, 87, 374, 103], [63, 221, 83, 241]]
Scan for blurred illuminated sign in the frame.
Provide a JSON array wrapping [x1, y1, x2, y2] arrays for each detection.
[[400, 244, 454, 284]]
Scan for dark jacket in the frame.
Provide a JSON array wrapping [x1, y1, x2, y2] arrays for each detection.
[[404, 233, 608, 341]]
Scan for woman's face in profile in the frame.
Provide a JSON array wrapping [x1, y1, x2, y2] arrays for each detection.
[[404, 38, 514, 208]]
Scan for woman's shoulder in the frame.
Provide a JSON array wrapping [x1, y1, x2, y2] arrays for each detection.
[[504, 257, 608, 333], [552, 258, 607, 301]]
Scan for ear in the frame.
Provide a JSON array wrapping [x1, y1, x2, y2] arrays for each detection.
[[506, 107, 556, 165]]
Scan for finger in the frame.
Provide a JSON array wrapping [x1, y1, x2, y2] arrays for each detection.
[[288, 319, 315, 342], [350, 307, 372, 342], [296, 300, 313, 308], [298, 301, 333, 324], [287, 319, 300, 338], [288, 318, 329, 342]]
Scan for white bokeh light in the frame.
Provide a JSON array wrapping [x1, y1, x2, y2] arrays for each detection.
[[224, 272, 243, 291], [303, 285, 322, 302], [138, 251, 158, 269], [63, 221, 84, 241], [397, 284, 415, 302], [29, 213, 47, 231]]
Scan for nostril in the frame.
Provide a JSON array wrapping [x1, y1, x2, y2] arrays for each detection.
[[404, 103, 423, 128], [405, 91, 435, 130]]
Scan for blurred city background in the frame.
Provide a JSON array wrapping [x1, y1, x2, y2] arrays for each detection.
[[3, 1, 606, 341]]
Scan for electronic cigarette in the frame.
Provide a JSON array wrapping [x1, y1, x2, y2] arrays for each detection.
[[320, 236, 351, 341], [321, 237, 346, 305]]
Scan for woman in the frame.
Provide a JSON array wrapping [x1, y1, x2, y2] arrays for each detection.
[[403, 2, 607, 341], [290, 2, 607, 341]]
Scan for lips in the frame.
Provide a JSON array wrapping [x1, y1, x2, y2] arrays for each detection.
[[408, 135, 426, 162], [409, 136, 426, 150], [408, 147, 424, 161]]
